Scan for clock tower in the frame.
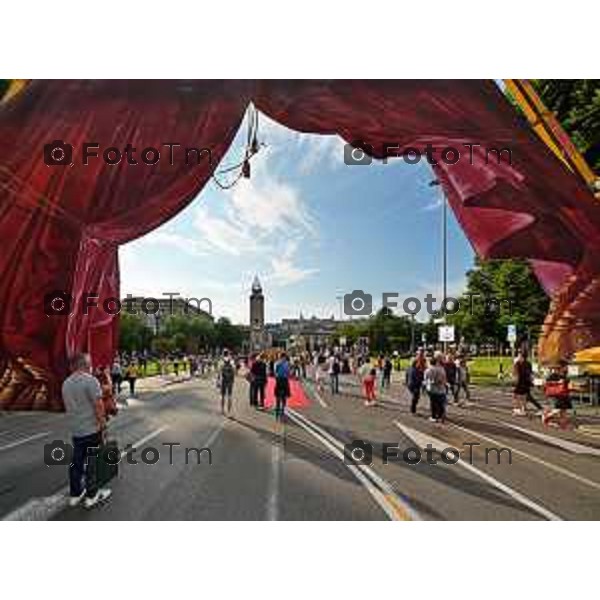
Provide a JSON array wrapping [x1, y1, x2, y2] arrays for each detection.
[[249, 275, 269, 351]]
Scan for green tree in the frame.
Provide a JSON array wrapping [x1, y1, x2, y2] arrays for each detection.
[[532, 79, 600, 172], [336, 309, 413, 353], [214, 317, 245, 351], [447, 257, 549, 348], [162, 313, 215, 353], [0, 80, 10, 100], [119, 312, 154, 353]]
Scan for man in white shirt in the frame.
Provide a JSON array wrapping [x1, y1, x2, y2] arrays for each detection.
[[62, 353, 112, 509]]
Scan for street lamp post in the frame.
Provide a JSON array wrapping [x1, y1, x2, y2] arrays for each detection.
[[336, 293, 343, 322], [429, 178, 447, 353]]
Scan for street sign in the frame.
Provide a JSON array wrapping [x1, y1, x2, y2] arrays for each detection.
[[438, 325, 455, 343], [507, 324, 517, 342]]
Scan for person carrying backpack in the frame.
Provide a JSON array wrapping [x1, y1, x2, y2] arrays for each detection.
[[425, 352, 448, 423], [219, 350, 236, 416]]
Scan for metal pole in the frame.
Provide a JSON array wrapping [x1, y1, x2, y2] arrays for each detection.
[[442, 190, 448, 354]]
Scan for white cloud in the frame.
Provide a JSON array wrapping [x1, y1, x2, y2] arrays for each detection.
[[421, 196, 444, 212], [143, 231, 210, 257], [297, 134, 347, 174], [258, 112, 346, 175], [265, 240, 319, 286]]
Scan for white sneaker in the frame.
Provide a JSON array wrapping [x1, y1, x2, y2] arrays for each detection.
[[83, 488, 112, 509], [68, 491, 86, 507]]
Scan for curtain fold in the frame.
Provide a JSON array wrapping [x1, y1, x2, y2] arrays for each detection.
[[0, 80, 252, 409]]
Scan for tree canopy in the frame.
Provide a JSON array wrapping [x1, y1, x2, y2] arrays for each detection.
[[446, 258, 549, 348], [532, 79, 600, 173]]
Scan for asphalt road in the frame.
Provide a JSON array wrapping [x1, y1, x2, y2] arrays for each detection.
[[1, 372, 600, 520]]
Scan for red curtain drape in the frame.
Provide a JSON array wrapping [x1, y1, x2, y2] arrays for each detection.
[[1, 79, 599, 411], [0, 80, 252, 409]]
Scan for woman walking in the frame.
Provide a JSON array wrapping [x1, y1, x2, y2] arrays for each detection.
[[124, 361, 139, 398], [425, 352, 448, 423], [512, 351, 533, 416], [274, 352, 291, 421], [406, 349, 426, 414]]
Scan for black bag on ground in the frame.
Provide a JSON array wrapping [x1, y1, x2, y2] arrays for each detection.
[[95, 439, 119, 488]]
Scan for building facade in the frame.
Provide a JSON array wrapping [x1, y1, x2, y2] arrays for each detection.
[[122, 294, 212, 333], [266, 314, 337, 351]]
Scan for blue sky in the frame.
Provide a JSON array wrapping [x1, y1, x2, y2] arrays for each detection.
[[120, 113, 475, 324]]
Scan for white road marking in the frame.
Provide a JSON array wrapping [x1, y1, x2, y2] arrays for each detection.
[[2, 426, 169, 521], [394, 420, 563, 521], [0, 431, 52, 452], [288, 408, 420, 521], [314, 389, 328, 408], [202, 421, 225, 449], [501, 422, 600, 456], [450, 422, 600, 492], [118, 426, 168, 459], [266, 439, 281, 521], [303, 379, 328, 408]]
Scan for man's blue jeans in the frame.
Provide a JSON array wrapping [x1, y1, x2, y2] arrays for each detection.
[[330, 373, 339, 394], [69, 431, 102, 498]]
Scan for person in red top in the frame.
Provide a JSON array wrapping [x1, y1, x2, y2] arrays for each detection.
[[542, 360, 572, 429], [363, 368, 377, 406]]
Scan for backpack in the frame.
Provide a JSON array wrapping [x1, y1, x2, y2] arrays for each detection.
[[332, 360, 340, 375], [221, 360, 235, 382]]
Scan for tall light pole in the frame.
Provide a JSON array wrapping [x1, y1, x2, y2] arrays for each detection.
[[335, 291, 343, 322], [442, 186, 447, 310], [429, 179, 447, 351]]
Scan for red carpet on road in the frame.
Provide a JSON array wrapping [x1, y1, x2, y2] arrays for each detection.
[[264, 377, 310, 408]]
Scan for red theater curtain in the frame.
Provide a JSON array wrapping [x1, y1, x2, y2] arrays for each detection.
[[254, 80, 600, 362], [0, 80, 251, 409]]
